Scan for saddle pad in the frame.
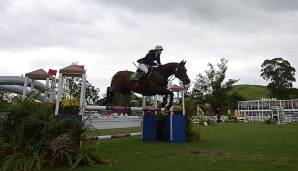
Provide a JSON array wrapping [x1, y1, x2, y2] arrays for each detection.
[[130, 72, 140, 80]]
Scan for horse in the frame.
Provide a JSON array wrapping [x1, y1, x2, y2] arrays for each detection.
[[102, 60, 191, 110]]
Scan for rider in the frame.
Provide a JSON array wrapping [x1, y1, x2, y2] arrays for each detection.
[[135, 45, 163, 86]]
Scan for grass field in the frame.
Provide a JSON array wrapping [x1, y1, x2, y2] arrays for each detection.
[[51, 122, 298, 171]]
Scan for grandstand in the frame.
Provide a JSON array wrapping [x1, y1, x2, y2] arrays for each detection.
[[237, 99, 298, 122]]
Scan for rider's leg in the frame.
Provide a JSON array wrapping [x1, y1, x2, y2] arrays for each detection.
[[135, 64, 148, 86], [138, 63, 148, 73], [135, 71, 147, 86]]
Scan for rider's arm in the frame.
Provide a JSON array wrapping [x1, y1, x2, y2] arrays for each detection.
[[156, 54, 161, 66]]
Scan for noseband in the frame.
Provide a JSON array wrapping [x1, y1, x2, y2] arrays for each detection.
[[174, 64, 187, 82]]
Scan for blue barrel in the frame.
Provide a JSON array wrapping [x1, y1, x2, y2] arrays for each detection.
[[142, 115, 157, 141], [165, 115, 186, 142]]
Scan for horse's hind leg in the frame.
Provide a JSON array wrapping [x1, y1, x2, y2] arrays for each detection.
[[103, 87, 114, 105], [106, 92, 114, 105]]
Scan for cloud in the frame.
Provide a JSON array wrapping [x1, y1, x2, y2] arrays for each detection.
[[0, 0, 298, 97]]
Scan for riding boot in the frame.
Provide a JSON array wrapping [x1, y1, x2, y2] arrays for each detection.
[[135, 72, 146, 86]]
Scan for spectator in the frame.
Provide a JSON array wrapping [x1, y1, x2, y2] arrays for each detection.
[[216, 108, 222, 124]]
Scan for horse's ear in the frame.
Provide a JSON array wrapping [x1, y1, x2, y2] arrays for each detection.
[[180, 60, 186, 65]]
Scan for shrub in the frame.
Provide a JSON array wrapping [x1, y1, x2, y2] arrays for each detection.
[[186, 127, 204, 142], [172, 104, 182, 115], [156, 112, 166, 141], [0, 98, 106, 170], [0, 98, 56, 170], [60, 98, 80, 115], [207, 119, 216, 126], [184, 99, 203, 142], [264, 118, 277, 124], [270, 118, 277, 124], [264, 119, 271, 124], [263, 118, 277, 124], [225, 116, 240, 123]]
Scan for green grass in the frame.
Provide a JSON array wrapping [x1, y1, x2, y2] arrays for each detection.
[[50, 122, 298, 171]]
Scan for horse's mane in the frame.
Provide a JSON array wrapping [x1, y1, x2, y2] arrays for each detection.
[[154, 62, 179, 77], [161, 62, 178, 67]]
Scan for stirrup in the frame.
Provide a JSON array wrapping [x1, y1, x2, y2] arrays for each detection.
[[135, 79, 143, 87]]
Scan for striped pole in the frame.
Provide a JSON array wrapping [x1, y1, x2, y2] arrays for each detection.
[[86, 132, 142, 141], [85, 105, 164, 111]]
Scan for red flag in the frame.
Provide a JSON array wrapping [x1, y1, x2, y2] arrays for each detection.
[[48, 69, 57, 76]]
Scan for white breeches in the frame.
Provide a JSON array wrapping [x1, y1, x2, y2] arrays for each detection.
[[138, 63, 149, 73]]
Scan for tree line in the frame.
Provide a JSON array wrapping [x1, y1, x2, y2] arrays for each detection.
[[190, 57, 297, 115], [1, 58, 297, 116]]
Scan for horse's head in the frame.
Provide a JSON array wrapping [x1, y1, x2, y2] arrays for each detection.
[[175, 60, 191, 86]]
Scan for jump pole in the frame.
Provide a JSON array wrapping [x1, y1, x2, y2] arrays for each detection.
[[85, 105, 164, 111], [84, 99, 177, 142], [86, 132, 142, 141]]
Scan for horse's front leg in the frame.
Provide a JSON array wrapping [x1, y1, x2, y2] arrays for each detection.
[[161, 90, 174, 112], [167, 91, 174, 111], [161, 94, 168, 108]]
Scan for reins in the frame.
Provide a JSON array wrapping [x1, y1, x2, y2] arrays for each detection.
[[158, 63, 180, 83]]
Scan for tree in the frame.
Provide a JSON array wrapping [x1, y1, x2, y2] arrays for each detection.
[[227, 92, 245, 112], [260, 58, 296, 99], [98, 91, 142, 108], [192, 58, 239, 114], [63, 77, 100, 105]]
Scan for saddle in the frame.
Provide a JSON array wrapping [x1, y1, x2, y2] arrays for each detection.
[[129, 72, 141, 80], [129, 67, 153, 80]]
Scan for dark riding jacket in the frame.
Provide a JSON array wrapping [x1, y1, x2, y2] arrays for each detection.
[[137, 50, 161, 67]]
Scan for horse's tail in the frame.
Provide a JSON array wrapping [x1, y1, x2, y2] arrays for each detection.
[[102, 86, 111, 105], [102, 76, 114, 105], [110, 77, 114, 88]]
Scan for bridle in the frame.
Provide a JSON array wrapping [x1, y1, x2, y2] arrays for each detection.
[[159, 63, 185, 83]]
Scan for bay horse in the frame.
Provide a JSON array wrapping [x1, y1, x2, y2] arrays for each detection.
[[103, 60, 190, 110]]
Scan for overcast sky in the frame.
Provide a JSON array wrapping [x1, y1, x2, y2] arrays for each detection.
[[1, 0, 298, 97]]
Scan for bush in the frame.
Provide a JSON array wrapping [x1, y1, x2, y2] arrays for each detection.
[[60, 98, 80, 115], [225, 116, 240, 123], [156, 112, 166, 141], [0, 98, 105, 170], [0, 99, 57, 170], [184, 99, 204, 142], [264, 119, 271, 124], [270, 118, 277, 124], [186, 128, 204, 142], [264, 118, 277, 124], [207, 119, 216, 126], [172, 104, 182, 115]]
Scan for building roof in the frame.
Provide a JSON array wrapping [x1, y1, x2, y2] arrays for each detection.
[[59, 65, 85, 75], [25, 69, 53, 80], [170, 84, 185, 92]]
